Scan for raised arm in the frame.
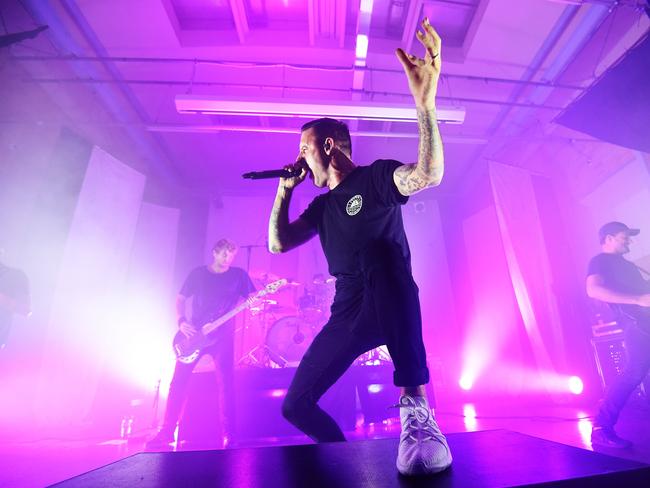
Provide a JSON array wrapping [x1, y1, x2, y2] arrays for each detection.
[[268, 162, 317, 254], [393, 17, 444, 196]]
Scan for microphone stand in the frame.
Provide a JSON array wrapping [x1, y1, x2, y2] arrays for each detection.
[[239, 243, 267, 276], [237, 243, 267, 363]]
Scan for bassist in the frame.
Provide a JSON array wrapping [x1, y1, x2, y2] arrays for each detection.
[[147, 238, 255, 449]]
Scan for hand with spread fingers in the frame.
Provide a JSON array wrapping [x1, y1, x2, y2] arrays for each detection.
[[395, 17, 441, 110]]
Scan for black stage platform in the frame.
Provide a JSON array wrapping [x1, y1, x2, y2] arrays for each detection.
[[54, 429, 650, 487]]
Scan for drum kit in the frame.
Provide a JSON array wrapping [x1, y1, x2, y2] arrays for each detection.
[[238, 272, 335, 368]]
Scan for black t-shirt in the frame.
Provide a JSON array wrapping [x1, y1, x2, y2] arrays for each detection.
[[0, 264, 30, 346], [587, 253, 649, 296], [299, 159, 410, 279], [180, 266, 255, 327]]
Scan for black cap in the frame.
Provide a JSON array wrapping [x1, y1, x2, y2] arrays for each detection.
[[598, 221, 640, 243]]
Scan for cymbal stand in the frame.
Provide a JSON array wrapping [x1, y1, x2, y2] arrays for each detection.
[[237, 300, 273, 367]]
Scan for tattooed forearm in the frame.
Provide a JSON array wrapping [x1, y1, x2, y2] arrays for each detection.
[[416, 108, 444, 184], [268, 186, 292, 254], [394, 108, 444, 196]]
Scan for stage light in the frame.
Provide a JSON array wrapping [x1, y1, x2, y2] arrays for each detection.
[[576, 411, 592, 448], [360, 0, 374, 14], [459, 375, 473, 391], [463, 403, 477, 418], [568, 376, 584, 395], [355, 34, 369, 59], [463, 403, 478, 430], [175, 96, 466, 124], [269, 389, 287, 398]]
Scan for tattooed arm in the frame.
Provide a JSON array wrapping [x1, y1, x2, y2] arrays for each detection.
[[268, 161, 317, 254], [393, 17, 444, 196]]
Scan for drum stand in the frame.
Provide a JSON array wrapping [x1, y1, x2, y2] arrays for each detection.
[[239, 343, 289, 368], [237, 300, 288, 368], [356, 345, 393, 366]]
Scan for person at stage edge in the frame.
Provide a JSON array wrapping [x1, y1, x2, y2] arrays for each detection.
[[267, 17, 452, 476], [586, 221, 650, 449], [147, 239, 255, 449], [0, 245, 31, 349]]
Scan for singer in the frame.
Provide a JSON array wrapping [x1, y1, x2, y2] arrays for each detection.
[[266, 18, 450, 477]]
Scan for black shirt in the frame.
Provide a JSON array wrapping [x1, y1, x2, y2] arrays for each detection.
[[587, 253, 649, 296], [0, 264, 30, 346], [300, 159, 410, 279], [180, 266, 255, 327]]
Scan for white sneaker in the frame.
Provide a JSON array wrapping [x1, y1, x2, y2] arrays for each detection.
[[395, 395, 452, 476]]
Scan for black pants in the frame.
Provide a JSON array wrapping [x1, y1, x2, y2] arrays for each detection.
[[161, 339, 235, 438], [282, 241, 430, 442], [595, 323, 650, 428]]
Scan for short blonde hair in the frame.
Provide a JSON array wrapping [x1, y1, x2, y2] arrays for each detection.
[[212, 238, 238, 253]]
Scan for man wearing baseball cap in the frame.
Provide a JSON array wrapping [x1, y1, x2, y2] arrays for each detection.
[[586, 221, 650, 448]]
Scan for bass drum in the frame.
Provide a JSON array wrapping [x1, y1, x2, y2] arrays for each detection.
[[266, 316, 318, 367]]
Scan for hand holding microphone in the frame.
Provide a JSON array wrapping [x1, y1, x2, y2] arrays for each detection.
[[243, 159, 309, 189], [280, 158, 309, 190]]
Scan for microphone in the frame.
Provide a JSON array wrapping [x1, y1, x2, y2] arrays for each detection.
[[242, 160, 307, 180], [242, 169, 297, 179]]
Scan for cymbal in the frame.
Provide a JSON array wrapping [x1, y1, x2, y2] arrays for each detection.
[[249, 269, 281, 283]]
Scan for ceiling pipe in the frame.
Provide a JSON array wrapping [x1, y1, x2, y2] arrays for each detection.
[[506, 3, 614, 133], [9, 54, 587, 91], [21, 77, 566, 111], [21, 0, 179, 186], [484, 5, 582, 136]]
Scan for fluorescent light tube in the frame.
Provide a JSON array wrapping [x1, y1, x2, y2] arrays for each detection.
[[175, 96, 466, 124]]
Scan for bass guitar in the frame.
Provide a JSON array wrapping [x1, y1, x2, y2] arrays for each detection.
[[619, 303, 650, 335], [173, 279, 287, 364]]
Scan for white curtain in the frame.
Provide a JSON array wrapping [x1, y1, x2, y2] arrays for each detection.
[[36, 146, 146, 427], [489, 162, 566, 379]]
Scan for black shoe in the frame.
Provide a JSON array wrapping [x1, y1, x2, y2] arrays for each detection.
[[591, 426, 632, 449], [145, 430, 175, 450]]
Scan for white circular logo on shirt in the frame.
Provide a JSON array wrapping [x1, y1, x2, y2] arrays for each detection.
[[346, 194, 363, 216]]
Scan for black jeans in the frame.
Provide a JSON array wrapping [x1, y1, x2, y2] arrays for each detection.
[[282, 241, 430, 442], [595, 323, 650, 428], [161, 338, 235, 437]]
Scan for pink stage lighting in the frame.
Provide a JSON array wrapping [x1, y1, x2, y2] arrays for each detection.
[[459, 375, 474, 391], [568, 376, 584, 395], [463, 403, 478, 431]]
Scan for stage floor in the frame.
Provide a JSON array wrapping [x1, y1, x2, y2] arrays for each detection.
[[53, 429, 650, 487], [3, 400, 650, 486]]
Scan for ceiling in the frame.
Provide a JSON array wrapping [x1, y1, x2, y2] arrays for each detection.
[[3, 0, 650, 199]]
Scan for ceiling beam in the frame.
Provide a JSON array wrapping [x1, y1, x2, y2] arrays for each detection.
[[229, 0, 249, 44], [337, 0, 348, 48], [308, 0, 316, 46]]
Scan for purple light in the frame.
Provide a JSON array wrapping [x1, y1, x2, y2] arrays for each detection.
[[367, 384, 383, 394]]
